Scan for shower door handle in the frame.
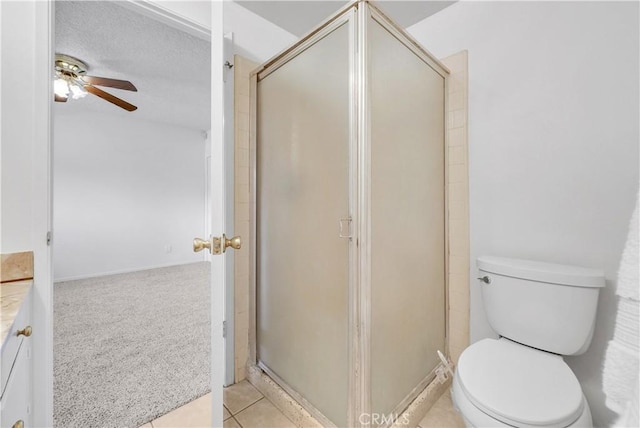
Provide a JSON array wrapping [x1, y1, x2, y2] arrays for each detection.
[[339, 217, 352, 239]]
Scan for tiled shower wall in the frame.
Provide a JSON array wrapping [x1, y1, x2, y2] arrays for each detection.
[[442, 50, 470, 364], [232, 51, 470, 383], [234, 55, 258, 382]]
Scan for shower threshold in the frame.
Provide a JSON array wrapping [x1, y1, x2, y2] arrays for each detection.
[[246, 363, 451, 428]]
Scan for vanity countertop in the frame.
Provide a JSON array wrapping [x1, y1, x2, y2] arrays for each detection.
[[1, 280, 33, 347]]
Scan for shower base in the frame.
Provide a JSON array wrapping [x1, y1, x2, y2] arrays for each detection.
[[246, 364, 451, 428]]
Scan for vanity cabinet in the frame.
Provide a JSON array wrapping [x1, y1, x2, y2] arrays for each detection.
[[1, 286, 32, 428]]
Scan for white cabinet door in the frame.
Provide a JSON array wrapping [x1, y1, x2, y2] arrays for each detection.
[[1, 343, 31, 428]]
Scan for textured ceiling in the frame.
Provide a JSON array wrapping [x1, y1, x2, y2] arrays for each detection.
[[55, 1, 453, 131], [234, 1, 456, 37], [55, 1, 211, 131]]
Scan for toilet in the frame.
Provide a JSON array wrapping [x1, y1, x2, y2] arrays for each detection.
[[452, 256, 605, 428]]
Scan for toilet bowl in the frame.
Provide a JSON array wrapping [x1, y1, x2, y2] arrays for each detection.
[[453, 256, 605, 428], [451, 338, 592, 428]]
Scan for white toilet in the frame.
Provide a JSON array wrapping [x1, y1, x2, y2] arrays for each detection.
[[452, 256, 605, 428]]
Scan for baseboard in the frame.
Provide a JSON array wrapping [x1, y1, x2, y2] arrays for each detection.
[[53, 259, 207, 283]]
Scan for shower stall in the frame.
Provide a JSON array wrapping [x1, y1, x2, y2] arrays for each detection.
[[249, 1, 448, 426]]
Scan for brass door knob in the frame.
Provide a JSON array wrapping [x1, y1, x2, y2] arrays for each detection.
[[224, 234, 242, 251], [13, 420, 24, 428], [193, 237, 212, 253], [195, 234, 241, 255], [16, 326, 32, 337]]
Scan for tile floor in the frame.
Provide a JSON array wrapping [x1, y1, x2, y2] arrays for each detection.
[[417, 390, 465, 428], [139, 380, 464, 428]]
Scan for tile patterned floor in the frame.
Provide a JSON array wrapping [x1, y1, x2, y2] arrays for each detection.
[[417, 390, 465, 428], [139, 380, 295, 428], [139, 381, 464, 428]]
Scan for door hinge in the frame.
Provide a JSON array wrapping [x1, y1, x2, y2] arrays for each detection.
[[46, 231, 52, 246], [223, 320, 227, 338]]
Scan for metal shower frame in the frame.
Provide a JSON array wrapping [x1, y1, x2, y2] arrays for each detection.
[[248, 2, 451, 426]]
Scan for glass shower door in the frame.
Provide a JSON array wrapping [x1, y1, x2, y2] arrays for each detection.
[[368, 15, 447, 418], [256, 21, 351, 427]]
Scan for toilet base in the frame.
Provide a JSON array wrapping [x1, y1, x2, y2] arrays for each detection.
[[451, 370, 593, 428]]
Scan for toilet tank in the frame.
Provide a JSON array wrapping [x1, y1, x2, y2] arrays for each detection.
[[477, 256, 605, 356]]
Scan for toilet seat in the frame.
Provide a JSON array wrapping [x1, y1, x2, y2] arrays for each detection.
[[452, 371, 593, 428], [456, 338, 584, 427]]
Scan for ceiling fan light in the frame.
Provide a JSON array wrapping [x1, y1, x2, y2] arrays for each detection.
[[54, 78, 70, 97], [69, 82, 87, 99]]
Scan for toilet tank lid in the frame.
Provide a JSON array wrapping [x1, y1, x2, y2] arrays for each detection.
[[477, 256, 605, 288]]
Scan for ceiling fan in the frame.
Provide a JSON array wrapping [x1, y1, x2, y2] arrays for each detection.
[[54, 53, 138, 112]]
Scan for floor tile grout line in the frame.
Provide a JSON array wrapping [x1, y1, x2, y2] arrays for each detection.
[[227, 395, 264, 416], [233, 416, 243, 428], [231, 396, 264, 416], [259, 395, 297, 426]]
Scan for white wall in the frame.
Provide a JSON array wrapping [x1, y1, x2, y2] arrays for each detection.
[[154, 1, 211, 29], [127, 1, 296, 63], [1, 0, 37, 253], [408, 2, 639, 425], [53, 110, 206, 281], [224, 1, 297, 63]]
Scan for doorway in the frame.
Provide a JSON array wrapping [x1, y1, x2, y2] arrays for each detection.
[[51, 2, 218, 427]]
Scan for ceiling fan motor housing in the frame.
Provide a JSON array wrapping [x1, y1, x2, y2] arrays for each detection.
[[55, 54, 88, 78]]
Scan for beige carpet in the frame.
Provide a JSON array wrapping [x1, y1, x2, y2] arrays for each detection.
[[54, 262, 210, 428]]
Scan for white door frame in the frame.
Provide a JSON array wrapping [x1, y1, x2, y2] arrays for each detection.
[[34, 1, 227, 426]]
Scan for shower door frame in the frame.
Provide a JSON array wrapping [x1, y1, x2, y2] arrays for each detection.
[[248, 2, 450, 427], [363, 3, 451, 422], [250, 6, 358, 427]]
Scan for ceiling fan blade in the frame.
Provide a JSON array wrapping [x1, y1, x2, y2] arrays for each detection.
[[82, 76, 137, 92], [54, 94, 68, 102], [85, 85, 137, 112]]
